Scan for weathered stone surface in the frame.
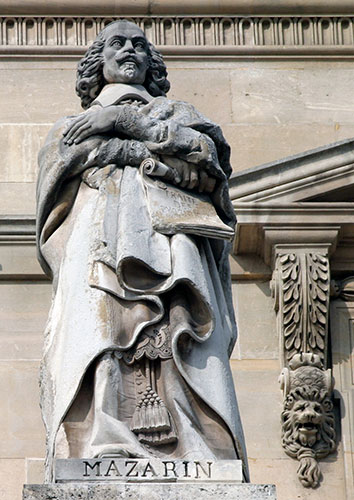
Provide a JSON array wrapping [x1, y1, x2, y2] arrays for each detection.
[[0, 68, 79, 123], [0, 183, 36, 215], [224, 124, 354, 173], [231, 282, 277, 359], [23, 482, 276, 500], [0, 459, 26, 500], [231, 362, 283, 460], [250, 456, 346, 500], [26, 459, 45, 485], [0, 125, 51, 182], [0, 283, 51, 334], [0, 361, 45, 457], [230, 67, 354, 126], [167, 68, 232, 124]]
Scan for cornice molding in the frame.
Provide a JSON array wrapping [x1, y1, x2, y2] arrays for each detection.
[[2, 15, 354, 59], [1, 1, 354, 16], [0, 214, 35, 242]]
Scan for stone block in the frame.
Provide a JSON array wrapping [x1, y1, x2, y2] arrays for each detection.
[[0, 282, 51, 334], [230, 67, 354, 126], [223, 124, 354, 173], [231, 282, 278, 359], [168, 68, 232, 124], [26, 459, 45, 485], [230, 254, 272, 281], [0, 67, 81, 123], [230, 363, 283, 460], [0, 458, 26, 500], [0, 361, 45, 457], [0, 282, 51, 360], [0, 183, 36, 215], [23, 482, 277, 500], [249, 456, 345, 500], [0, 124, 51, 182], [0, 244, 44, 279]]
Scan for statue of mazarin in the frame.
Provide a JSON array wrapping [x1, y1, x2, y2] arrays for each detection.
[[36, 20, 249, 482]]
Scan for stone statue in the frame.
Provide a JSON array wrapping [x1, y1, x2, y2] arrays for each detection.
[[36, 20, 248, 482]]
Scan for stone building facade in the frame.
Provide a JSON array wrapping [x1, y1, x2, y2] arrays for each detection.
[[0, 1, 353, 499]]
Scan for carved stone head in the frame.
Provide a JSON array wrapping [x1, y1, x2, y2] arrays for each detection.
[[280, 360, 336, 487], [75, 20, 170, 109]]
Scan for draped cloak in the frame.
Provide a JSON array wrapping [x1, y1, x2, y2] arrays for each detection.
[[36, 87, 249, 481]]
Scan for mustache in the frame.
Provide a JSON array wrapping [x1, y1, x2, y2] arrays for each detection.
[[115, 53, 140, 65]]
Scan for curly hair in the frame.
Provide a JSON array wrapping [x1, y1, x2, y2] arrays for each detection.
[[76, 21, 170, 109]]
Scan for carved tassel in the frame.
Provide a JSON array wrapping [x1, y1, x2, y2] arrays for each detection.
[[131, 359, 177, 445], [131, 386, 172, 432]]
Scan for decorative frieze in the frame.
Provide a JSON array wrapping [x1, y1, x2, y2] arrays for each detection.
[[2, 16, 354, 57]]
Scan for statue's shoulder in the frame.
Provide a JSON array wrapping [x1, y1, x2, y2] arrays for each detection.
[[146, 96, 210, 124], [44, 110, 90, 147]]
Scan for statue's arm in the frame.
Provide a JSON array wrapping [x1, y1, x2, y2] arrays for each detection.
[[63, 106, 220, 170], [60, 106, 223, 192], [113, 106, 220, 170], [52, 117, 151, 178]]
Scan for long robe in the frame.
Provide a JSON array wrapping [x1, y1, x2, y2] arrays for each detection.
[[36, 87, 249, 482]]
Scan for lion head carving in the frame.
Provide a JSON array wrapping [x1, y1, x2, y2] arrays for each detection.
[[281, 365, 336, 487]]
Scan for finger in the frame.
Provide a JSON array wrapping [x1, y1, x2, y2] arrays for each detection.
[[72, 124, 93, 144], [172, 169, 182, 184], [63, 115, 87, 137], [64, 117, 90, 143], [187, 166, 199, 190], [161, 156, 183, 184], [179, 163, 190, 188], [66, 123, 92, 145], [204, 177, 216, 193], [198, 170, 209, 192]]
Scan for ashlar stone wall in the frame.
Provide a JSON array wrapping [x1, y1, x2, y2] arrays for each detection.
[[0, 2, 353, 499]]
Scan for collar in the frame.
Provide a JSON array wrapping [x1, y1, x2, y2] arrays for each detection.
[[92, 83, 153, 107]]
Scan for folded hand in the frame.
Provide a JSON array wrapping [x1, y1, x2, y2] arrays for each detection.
[[161, 156, 216, 193], [63, 106, 119, 145]]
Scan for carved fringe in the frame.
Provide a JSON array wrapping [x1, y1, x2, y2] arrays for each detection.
[[131, 359, 177, 445], [297, 452, 321, 488]]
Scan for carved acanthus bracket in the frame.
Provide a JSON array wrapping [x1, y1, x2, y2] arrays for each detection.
[[272, 249, 336, 488]]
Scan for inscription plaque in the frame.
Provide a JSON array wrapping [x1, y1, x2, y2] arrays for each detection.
[[54, 459, 243, 483]]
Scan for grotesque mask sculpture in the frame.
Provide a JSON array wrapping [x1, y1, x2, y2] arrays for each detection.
[[280, 355, 336, 487]]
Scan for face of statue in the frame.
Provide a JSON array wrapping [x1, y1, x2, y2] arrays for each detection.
[[102, 22, 149, 85]]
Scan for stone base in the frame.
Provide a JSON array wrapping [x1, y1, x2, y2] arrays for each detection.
[[23, 482, 277, 499]]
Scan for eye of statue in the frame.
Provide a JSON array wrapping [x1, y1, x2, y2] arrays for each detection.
[[134, 40, 146, 49], [109, 38, 123, 48]]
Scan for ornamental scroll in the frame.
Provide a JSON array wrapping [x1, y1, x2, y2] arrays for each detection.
[[272, 251, 336, 488]]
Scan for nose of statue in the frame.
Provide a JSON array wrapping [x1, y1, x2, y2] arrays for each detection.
[[122, 40, 135, 53]]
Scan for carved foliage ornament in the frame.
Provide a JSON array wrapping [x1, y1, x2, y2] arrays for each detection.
[[279, 253, 329, 364], [274, 252, 336, 488]]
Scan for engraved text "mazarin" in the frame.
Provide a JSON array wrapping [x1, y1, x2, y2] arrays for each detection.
[[83, 460, 213, 479]]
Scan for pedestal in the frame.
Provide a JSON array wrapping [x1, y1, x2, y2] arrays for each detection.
[[23, 482, 277, 500], [23, 459, 276, 499]]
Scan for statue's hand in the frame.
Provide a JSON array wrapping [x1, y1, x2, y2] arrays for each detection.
[[161, 156, 216, 193], [63, 106, 119, 145]]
